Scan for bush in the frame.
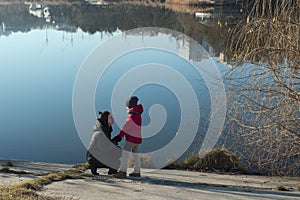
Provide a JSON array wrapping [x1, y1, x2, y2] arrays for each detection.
[[164, 148, 243, 173], [0, 167, 11, 173], [1, 161, 13, 167], [276, 185, 289, 191], [163, 159, 182, 170], [195, 148, 241, 173]]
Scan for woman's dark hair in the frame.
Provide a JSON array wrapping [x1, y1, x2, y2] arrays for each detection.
[[98, 111, 111, 127]]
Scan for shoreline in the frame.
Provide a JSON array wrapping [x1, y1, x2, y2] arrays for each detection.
[[0, 0, 244, 19], [0, 0, 244, 6]]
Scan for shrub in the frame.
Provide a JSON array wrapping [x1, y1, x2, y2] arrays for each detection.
[[276, 185, 289, 191], [194, 148, 241, 173], [163, 159, 182, 170], [1, 161, 13, 167], [0, 167, 11, 173], [164, 148, 242, 173]]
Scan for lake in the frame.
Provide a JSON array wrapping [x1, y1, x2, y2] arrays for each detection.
[[0, 2, 243, 164]]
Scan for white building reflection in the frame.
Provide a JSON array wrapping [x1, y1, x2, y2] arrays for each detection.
[[26, 2, 51, 23]]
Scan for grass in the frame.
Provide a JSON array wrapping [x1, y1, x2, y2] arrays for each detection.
[[0, 163, 89, 200], [1, 161, 13, 167], [0, 167, 31, 175], [276, 185, 289, 191], [72, 162, 90, 172], [164, 148, 243, 173], [164, 159, 181, 170], [16, 170, 83, 190], [298, 185, 300, 191]]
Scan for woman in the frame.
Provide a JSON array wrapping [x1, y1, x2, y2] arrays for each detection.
[[86, 111, 120, 175]]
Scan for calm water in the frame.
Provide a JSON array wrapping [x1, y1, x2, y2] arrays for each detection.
[[0, 3, 242, 163]]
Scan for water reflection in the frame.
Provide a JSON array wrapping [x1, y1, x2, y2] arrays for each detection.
[[27, 2, 51, 23], [0, 2, 243, 56], [0, 2, 238, 163]]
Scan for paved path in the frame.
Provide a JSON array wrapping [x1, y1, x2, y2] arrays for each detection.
[[38, 169, 300, 200], [1, 161, 300, 200]]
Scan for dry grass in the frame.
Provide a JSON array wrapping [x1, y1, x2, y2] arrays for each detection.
[[14, 170, 83, 190], [72, 162, 89, 172], [276, 185, 289, 191], [164, 148, 243, 173], [0, 167, 31, 175], [0, 165, 86, 200], [163, 159, 181, 170], [1, 161, 13, 167]]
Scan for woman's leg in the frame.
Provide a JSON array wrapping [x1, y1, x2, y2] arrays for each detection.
[[86, 151, 99, 175]]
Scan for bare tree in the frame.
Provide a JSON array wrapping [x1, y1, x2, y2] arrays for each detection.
[[224, 0, 300, 175]]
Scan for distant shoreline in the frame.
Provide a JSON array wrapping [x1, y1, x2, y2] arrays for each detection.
[[0, 0, 243, 16], [0, 0, 78, 5], [0, 0, 244, 6], [0, 159, 83, 166]]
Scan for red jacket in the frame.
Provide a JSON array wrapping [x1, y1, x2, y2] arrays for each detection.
[[119, 104, 143, 144]]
